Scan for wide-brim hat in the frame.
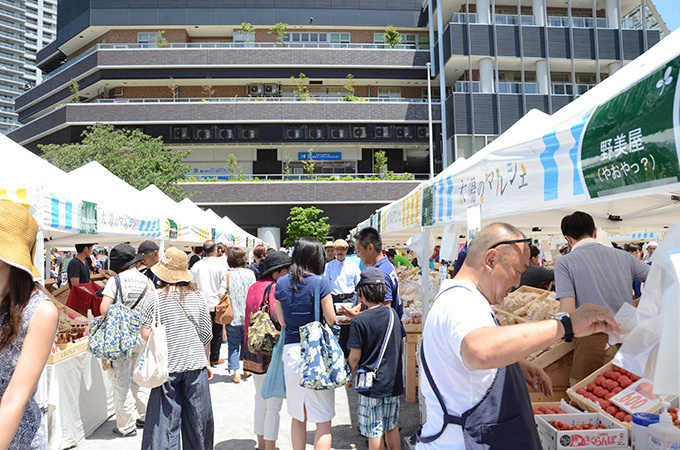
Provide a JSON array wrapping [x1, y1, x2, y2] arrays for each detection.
[[0, 202, 40, 280], [109, 243, 143, 273], [261, 251, 292, 277], [151, 247, 192, 283], [333, 239, 349, 249]]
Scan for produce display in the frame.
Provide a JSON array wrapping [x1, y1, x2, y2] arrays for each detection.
[[397, 266, 441, 325], [548, 420, 609, 430], [534, 406, 569, 415], [572, 365, 643, 423], [496, 288, 559, 324]]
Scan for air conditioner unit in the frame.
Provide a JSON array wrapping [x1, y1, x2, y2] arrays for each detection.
[[264, 84, 280, 96], [309, 128, 323, 139], [286, 128, 301, 139], [249, 84, 264, 95], [241, 128, 256, 139], [353, 126, 367, 138], [173, 127, 189, 140], [213, 127, 233, 140], [330, 128, 345, 139], [375, 126, 389, 138], [395, 127, 405, 138], [195, 129, 211, 140], [417, 126, 428, 139]]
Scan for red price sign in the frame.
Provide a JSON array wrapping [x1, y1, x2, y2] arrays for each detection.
[[610, 379, 660, 414]]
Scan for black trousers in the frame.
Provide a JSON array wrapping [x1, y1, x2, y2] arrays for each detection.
[[209, 311, 223, 363]]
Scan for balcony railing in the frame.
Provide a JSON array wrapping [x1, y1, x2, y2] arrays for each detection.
[[94, 97, 440, 104], [552, 83, 595, 95], [453, 80, 595, 95], [43, 41, 425, 81], [451, 12, 623, 29]]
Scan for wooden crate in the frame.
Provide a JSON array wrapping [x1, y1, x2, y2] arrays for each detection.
[[47, 340, 88, 364], [403, 323, 422, 334], [533, 341, 575, 390], [530, 389, 569, 403], [493, 306, 527, 325], [515, 285, 551, 300], [405, 329, 421, 403]]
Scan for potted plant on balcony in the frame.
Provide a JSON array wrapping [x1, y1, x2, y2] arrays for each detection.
[[383, 26, 402, 49], [237, 22, 255, 46], [342, 74, 366, 101], [268, 22, 288, 46], [291, 73, 310, 101], [153, 30, 168, 48]]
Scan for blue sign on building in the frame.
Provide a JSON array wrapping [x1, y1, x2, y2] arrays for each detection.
[[298, 152, 342, 161]]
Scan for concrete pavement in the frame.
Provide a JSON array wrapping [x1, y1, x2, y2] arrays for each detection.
[[76, 343, 420, 449]]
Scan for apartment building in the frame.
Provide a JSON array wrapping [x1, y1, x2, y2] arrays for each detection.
[[8, 0, 441, 179], [0, 0, 57, 134], [428, 0, 667, 166]]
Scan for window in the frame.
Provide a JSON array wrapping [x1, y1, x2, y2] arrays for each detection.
[[137, 32, 157, 47], [285, 32, 350, 44], [377, 87, 401, 99], [421, 87, 440, 101], [373, 33, 429, 49]]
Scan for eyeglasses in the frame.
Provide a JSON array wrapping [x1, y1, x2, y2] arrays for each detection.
[[488, 238, 531, 250]]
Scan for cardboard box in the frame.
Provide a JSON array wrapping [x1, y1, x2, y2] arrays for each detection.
[[536, 412, 628, 449], [567, 362, 676, 430]]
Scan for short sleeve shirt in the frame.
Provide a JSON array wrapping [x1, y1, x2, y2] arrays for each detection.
[[347, 305, 404, 398], [275, 274, 332, 345], [66, 257, 90, 288], [223, 268, 256, 327], [555, 242, 650, 314], [102, 268, 157, 311], [374, 256, 405, 337], [417, 281, 498, 449], [140, 288, 212, 374]]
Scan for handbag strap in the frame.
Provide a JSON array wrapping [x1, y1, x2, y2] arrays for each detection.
[[313, 275, 321, 323], [374, 308, 395, 374], [172, 291, 199, 333], [113, 274, 123, 304], [260, 282, 275, 311]]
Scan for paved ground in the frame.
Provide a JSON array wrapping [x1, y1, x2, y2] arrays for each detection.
[[76, 343, 420, 449]]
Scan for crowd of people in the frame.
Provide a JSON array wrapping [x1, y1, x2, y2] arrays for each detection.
[[0, 201, 664, 450]]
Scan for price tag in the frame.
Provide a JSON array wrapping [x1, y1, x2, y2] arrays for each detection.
[[610, 378, 661, 414]]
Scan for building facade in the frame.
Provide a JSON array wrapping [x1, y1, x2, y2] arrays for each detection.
[[429, 0, 667, 166], [8, 0, 442, 179], [0, 0, 57, 134]]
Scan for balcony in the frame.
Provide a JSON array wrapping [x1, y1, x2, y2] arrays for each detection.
[[450, 12, 639, 30], [18, 43, 430, 118], [8, 99, 441, 145]]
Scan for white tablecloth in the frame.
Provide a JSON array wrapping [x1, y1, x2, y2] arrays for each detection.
[[46, 351, 115, 450]]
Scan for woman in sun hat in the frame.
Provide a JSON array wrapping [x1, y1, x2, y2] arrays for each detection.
[[139, 247, 214, 450], [0, 202, 59, 449]]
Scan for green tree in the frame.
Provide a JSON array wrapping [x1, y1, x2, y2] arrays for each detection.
[[239, 22, 255, 42], [383, 26, 402, 48], [343, 73, 355, 96], [303, 148, 315, 177], [69, 78, 80, 103], [153, 30, 168, 48], [374, 149, 389, 179], [268, 22, 288, 44], [283, 206, 330, 246], [226, 153, 244, 181], [291, 73, 309, 101], [39, 123, 191, 199]]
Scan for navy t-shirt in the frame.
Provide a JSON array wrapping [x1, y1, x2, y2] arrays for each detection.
[[275, 274, 332, 345], [348, 305, 404, 398], [374, 256, 406, 338], [67, 257, 91, 288]]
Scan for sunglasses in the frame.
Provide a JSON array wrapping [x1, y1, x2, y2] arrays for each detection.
[[488, 238, 531, 250]]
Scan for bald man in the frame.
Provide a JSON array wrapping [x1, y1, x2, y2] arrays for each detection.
[[414, 223, 620, 449]]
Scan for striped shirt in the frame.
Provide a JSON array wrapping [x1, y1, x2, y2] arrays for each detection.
[[140, 287, 212, 374]]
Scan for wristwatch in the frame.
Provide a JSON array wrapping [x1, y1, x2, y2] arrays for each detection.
[[551, 312, 574, 342]]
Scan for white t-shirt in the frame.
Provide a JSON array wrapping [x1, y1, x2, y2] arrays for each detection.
[[191, 256, 229, 311], [417, 280, 498, 450], [102, 268, 157, 311]]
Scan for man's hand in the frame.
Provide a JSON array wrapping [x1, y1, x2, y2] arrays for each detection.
[[206, 366, 213, 381], [519, 359, 552, 397], [571, 303, 621, 337], [346, 378, 354, 390]]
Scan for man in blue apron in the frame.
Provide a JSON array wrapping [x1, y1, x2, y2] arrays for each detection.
[[414, 223, 620, 449]]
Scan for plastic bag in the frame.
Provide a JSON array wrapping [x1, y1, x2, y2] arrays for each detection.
[[261, 326, 286, 399]]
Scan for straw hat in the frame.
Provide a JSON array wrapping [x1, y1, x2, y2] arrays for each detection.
[[151, 247, 192, 283], [0, 202, 40, 280], [333, 239, 349, 249]]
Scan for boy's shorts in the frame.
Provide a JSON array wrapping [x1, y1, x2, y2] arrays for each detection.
[[357, 394, 400, 438]]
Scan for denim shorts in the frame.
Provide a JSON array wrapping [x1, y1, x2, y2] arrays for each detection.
[[357, 394, 400, 438]]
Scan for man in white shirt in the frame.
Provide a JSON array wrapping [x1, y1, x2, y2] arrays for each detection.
[[415, 223, 620, 449], [324, 239, 361, 355], [191, 239, 229, 367]]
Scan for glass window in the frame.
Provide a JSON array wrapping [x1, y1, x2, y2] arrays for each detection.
[[377, 87, 401, 98], [137, 32, 156, 45]]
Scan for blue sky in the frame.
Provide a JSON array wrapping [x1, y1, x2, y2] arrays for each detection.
[[654, 0, 680, 33]]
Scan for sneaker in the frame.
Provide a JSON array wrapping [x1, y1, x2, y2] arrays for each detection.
[[233, 373, 241, 383], [210, 359, 225, 367], [136, 419, 145, 429], [112, 428, 137, 437]]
